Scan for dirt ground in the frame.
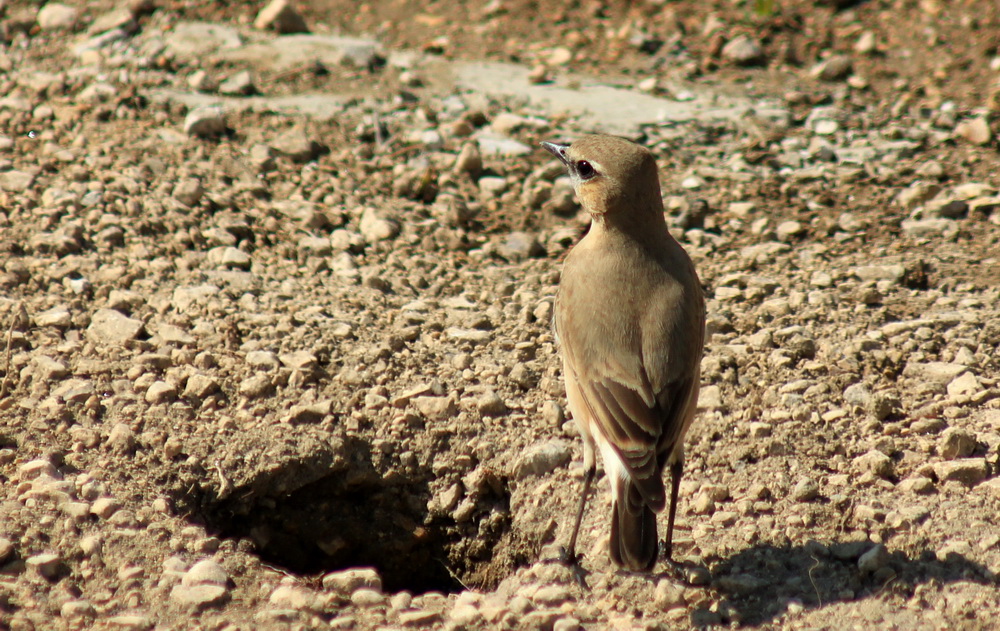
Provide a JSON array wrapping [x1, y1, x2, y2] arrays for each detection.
[[1, 0, 1000, 629]]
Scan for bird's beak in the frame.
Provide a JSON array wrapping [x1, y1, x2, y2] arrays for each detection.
[[541, 141, 570, 166]]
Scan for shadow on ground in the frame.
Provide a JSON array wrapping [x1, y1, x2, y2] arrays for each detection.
[[704, 541, 997, 626]]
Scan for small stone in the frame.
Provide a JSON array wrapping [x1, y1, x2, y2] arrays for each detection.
[[532, 585, 571, 605], [359, 208, 401, 243], [26, 553, 63, 579], [145, 381, 177, 404], [273, 129, 324, 163], [61, 599, 96, 619], [855, 30, 877, 55], [477, 390, 508, 416], [775, 220, 804, 242], [897, 477, 934, 494], [87, 309, 144, 345], [0, 537, 13, 563], [857, 544, 889, 574], [35, 307, 72, 328], [497, 232, 544, 262], [91, 497, 121, 519], [853, 450, 893, 478], [269, 584, 315, 609], [322, 567, 382, 593], [184, 107, 226, 138], [790, 476, 819, 502], [721, 35, 764, 65], [399, 610, 441, 626], [170, 584, 228, 608], [0, 170, 35, 193], [947, 372, 982, 397], [654, 579, 686, 610], [183, 558, 229, 586], [934, 459, 988, 486], [939, 427, 977, 460], [107, 423, 136, 454], [811, 55, 853, 81], [413, 396, 457, 420], [350, 588, 384, 607], [183, 374, 220, 400], [37, 3, 79, 31], [955, 117, 992, 146], [254, 0, 308, 34], [454, 142, 483, 176], [512, 440, 571, 478], [173, 178, 204, 207], [218, 70, 256, 96]]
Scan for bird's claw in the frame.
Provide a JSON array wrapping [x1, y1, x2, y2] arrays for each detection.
[[542, 546, 589, 589]]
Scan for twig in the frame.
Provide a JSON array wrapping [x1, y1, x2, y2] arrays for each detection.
[[0, 306, 19, 400], [808, 554, 823, 607]]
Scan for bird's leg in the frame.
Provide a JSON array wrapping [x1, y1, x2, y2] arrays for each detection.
[[663, 458, 683, 561], [561, 463, 594, 564]]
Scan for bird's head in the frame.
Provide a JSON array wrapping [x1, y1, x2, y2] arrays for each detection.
[[541, 135, 663, 218]]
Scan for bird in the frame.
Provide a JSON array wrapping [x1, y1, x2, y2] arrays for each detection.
[[541, 134, 706, 572]]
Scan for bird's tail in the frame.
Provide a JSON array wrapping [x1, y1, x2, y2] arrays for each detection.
[[609, 476, 658, 571]]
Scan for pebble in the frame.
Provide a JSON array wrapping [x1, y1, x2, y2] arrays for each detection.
[[254, 0, 308, 33], [91, 497, 121, 519], [269, 584, 316, 609], [477, 390, 508, 416], [721, 35, 764, 65], [173, 178, 204, 207], [359, 208, 401, 243], [183, 374, 220, 399], [413, 396, 457, 420], [454, 142, 483, 176], [350, 588, 384, 607], [26, 553, 63, 579], [933, 459, 988, 486], [853, 450, 893, 478], [790, 476, 820, 502], [273, 129, 323, 163], [184, 107, 226, 138], [811, 55, 853, 81], [0, 537, 13, 563], [858, 544, 889, 574], [955, 117, 992, 146], [775, 220, 804, 241], [37, 3, 79, 31], [60, 599, 96, 619], [170, 583, 228, 608], [947, 372, 981, 397], [219, 70, 257, 96], [0, 170, 35, 193], [497, 232, 544, 261], [87, 309, 144, 344], [512, 439, 572, 478]]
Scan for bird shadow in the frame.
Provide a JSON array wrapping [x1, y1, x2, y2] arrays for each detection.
[[684, 540, 997, 626]]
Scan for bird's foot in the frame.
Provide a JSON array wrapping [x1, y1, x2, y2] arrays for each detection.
[[658, 544, 710, 586], [542, 546, 589, 589]]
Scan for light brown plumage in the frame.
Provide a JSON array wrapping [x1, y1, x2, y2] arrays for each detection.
[[542, 135, 705, 572]]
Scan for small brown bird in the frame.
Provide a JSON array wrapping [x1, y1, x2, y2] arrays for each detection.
[[542, 135, 705, 572]]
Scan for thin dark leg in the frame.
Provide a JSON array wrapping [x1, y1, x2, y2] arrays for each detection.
[[562, 464, 595, 563], [663, 459, 683, 561]]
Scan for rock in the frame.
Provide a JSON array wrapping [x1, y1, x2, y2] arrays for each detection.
[[901, 218, 956, 237], [477, 390, 508, 416], [26, 553, 63, 579], [810, 55, 853, 81], [454, 142, 483, 175], [184, 107, 226, 138], [0, 537, 13, 563], [60, 599, 95, 619], [939, 428, 977, 460], [183, 559, 229, 586], [91, 497, 121, 519], [955, 117, 992, 146], [413, 396, 457, 420], [87, 309, 144, 344], [218, 70, 257, 96], [0, 170, 36, 193], [903, 362, 967, 385], [858, 544, 889, 574], [173, 178, 204, 207], [497, 232, 544, 261], [269, 584, 316, 609], [853, 264, 905, 283], [775, 220, 804, 241], [790, 476, 819, 502], [170, 584, 228, 608], [934, 459, 988, 486], [947, 372, 982, 397], [107, 423, 136, 454], [853, 450, 893, 478], [322, 567, 382, 594], [513, 439, 572, 478], [184, 374, 220, 400], [359, 208, 401, 243], [654, 579, 686, 611], [254, 0, 308, 34], [146, 381, 178, 404], [721, 35, 764, 65], [273, 129, 324, 162], [37, 3, 78, 31]]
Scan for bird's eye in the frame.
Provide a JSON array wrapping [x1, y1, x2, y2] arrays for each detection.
[[575, 160, 596, 180]]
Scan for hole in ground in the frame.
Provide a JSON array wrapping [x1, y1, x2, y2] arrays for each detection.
[[174, 435, 523, 594]]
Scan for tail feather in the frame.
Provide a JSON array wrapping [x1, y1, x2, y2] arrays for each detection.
[[609, 478, 658, 571]]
